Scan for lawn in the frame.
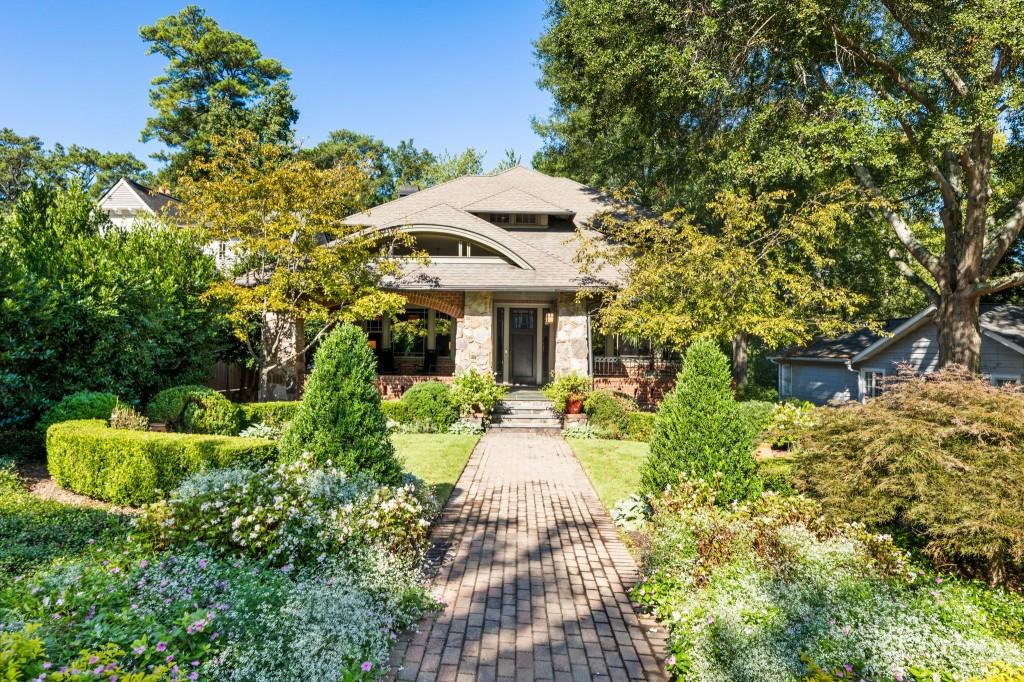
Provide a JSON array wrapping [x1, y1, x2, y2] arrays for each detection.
[[393, 433, 480, 505], [567, 438, 649, 510]]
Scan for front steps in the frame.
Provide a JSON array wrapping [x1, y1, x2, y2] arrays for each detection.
[[490, 389, 561, 432]]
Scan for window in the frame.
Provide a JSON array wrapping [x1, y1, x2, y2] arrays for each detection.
[[862, 369, 886, 399], [434, 312, 453, 358], [991, 374, 1021, 387], [490, 213, 511, 224], [779, 364, 793, 397], [393, 308, 427, 357], [365, 318, 383, 351], [514, 213, 538, 225]]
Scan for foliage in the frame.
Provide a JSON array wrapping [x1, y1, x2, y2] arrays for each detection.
[[734, 400, 777, 442], [145, 385, 216, 430], [181, 390, 243, 436], [641, 339, 761, 504], [279, 325, 401, 484], [396, 381, 459, 434], [108, 402, 150, 431], [625, 411, 657, 442], [583, 389, 637, 438], [0, 430, 43, 462], [446, 419, 484, 436], [797, 368, 1024, 586], [611, 493, 651, 532], [139, 5, 298, 182], [0, 184, 221, 430], [175, 131, 407, 394], [136, 455, 429, 567], [0, 463, 127, 578], [633, 476, 1024, 681], [0, 127, 152, 207], [379, 399, 406, 424], [450, 369, 507, 417], [543, 372, 591, 413], [239, 401, 299, 428], [768, 401, 819, 449], [562, 422, 598, 439], [238, 421, 282, 440], [46, 419, 275, 505], [537, 0, 1024, 368], [37, 391, 118, 435]]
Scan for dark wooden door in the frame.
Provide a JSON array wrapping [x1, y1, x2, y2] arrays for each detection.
[[509, 308, 537, 383]]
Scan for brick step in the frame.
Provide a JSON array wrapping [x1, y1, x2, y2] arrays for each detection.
[[490, 416, 562, 428], [493, 405, 556, 416]]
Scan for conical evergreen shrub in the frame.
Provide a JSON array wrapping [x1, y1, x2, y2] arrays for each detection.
[[279, 324, 402, 484], [640, 337, 761, 504]]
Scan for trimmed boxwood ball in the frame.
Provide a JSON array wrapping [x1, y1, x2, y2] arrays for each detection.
[[181, 391, 242, 435], [146, 384, 217, 430], [278, 324, 402, 484], [36, 391, 119, 435], [399, 381, 458, 432], [46, 419, 275, 505], [641, 338, 761, 505]]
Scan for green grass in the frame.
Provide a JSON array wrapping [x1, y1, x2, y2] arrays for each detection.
[[393, 433, 480, 505], [0, 465, 128, 581], [567, 439, 649, 510]]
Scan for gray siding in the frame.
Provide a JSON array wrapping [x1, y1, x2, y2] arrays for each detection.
[[782, 361, 858, 405], [852, 324, 1024, 378]]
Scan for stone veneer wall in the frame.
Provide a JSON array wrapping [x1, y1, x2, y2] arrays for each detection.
[[454, 291, 493, 374], [554, 292, 590, 375]]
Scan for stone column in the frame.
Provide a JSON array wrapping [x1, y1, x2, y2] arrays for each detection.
[[554, 293, 590, 376], [259, 312, 305, 401], [454, 291, 493, 375]]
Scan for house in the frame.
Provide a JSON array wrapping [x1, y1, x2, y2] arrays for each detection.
[[96, 177, 180, 229], [772, 304, 1024, 404], [270, 166, 679, 403]]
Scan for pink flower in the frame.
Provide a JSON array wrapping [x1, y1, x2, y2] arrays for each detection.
[[935, 576, 944, 584], [198, 559, 207, 569], [155, 642, 167, 652], [189, 673, 199, 681], [88, 656, 100, 664], [666, 655, 676, 667], [133, 646, 146, 655], [139, 560, 149, 569], [361, 661, 373, 673], [841, 625, 852, 635]]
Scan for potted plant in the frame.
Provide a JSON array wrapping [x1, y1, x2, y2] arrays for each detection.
[[543, 372, 592, 415], [566, 394, 585, 414]]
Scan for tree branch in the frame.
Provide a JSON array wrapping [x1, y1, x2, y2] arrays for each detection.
[[830, 25, 938, 112], [976, 270, 1024, 296], [889, 248, 939, 303], [983, 194, 1024, 272], [853, 164, 943, 278]]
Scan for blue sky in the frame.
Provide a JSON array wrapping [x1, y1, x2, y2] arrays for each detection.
[[1, 1, 554, 172]]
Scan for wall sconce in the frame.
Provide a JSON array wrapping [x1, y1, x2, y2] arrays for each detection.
[[544, 312, 554, 326]]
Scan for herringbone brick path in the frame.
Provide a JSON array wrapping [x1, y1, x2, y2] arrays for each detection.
[[390, 431, 667, 681]]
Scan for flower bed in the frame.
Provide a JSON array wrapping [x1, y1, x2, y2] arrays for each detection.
[[46, 420, 275, 505]]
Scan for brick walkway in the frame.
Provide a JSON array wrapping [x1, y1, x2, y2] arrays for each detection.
[[391, 431, 667, 681]]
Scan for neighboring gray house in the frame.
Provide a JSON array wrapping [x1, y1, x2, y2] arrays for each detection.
[[772, 304, 1024, 404]]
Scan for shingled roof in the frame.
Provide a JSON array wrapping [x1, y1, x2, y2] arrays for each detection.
[[340, 166, 625, 291], [776, 304, 1024, 361]]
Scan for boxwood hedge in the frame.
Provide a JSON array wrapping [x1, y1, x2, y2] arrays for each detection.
[[46, 420, 275, 505], [239, 401, 300, 428]]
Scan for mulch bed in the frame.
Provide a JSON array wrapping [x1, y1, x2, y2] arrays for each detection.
[[15, 460, 141, 515]]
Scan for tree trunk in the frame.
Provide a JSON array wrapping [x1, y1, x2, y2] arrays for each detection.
[[731, 332, 749, 393], [935, 292, 982, 371]]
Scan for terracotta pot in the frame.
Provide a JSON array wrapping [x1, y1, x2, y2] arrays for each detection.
[[149, 422, 167, 433], [566, 397, 584, 414]]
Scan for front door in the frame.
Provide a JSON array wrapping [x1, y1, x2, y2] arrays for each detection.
[[509, 308, 537, 383]]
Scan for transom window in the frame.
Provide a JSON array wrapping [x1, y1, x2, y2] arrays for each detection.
[[391, 232, 502, 259]]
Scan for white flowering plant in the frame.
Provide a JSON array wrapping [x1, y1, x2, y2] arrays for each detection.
[[632, 476, 1024, 681]]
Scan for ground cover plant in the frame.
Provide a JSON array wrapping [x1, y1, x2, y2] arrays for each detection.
[[797, 368, 1024, 586], [633, 476, 1024, 681]]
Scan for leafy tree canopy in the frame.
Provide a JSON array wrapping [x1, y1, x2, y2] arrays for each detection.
[[0, 128, 151, 208], [140, 5, 298, 183]]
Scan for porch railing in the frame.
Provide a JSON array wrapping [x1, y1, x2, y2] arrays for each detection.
[[593, 355, 681, 378]]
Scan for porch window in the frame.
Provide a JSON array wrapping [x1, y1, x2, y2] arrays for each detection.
[[434, 312, 453, 358], [991, 374, 1021, 387], [365, 318, 384, 351], [394, 308, 427, 357]]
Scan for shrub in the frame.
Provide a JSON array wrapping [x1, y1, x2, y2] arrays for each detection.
[[625, 412, 657, 442], [450, 369, 507, 416], [543, 372, 591, 413], [36, 391, 118, 435], [145, 384, 216, 430], [279, 324, 401, 484], [239, 400, 300, 428], [641, 338, 761, 504], [562, 422, 598, 439], [137, 455, 429, 567], [735, 399, 776, 441], [399, 381, 459, 432], [181, 390, 242, 435], [46, 419, 275, 505], [447, 418, 484, 436], [0, 430, 44, 461], [797, 367, 1024, 585], [584, 389, 637, 438], [767, 399, 818, 448], [633, 477, 1024, 681], [379, 399, 407, 423], [108, 402, 149, 431]]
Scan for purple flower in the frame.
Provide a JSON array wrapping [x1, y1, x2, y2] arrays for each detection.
[[140, 560, 149, 569], [361, 661, 373, 673], [156, 642, 167, 652], [198, 559, 207, 569], [42, 663, 52, 670], [844, 664, 853, 673], [189, 673, 199, 681], [665, 655, 676, 667], [88, 656, 100, 665], [192, 661, 200, 667]]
